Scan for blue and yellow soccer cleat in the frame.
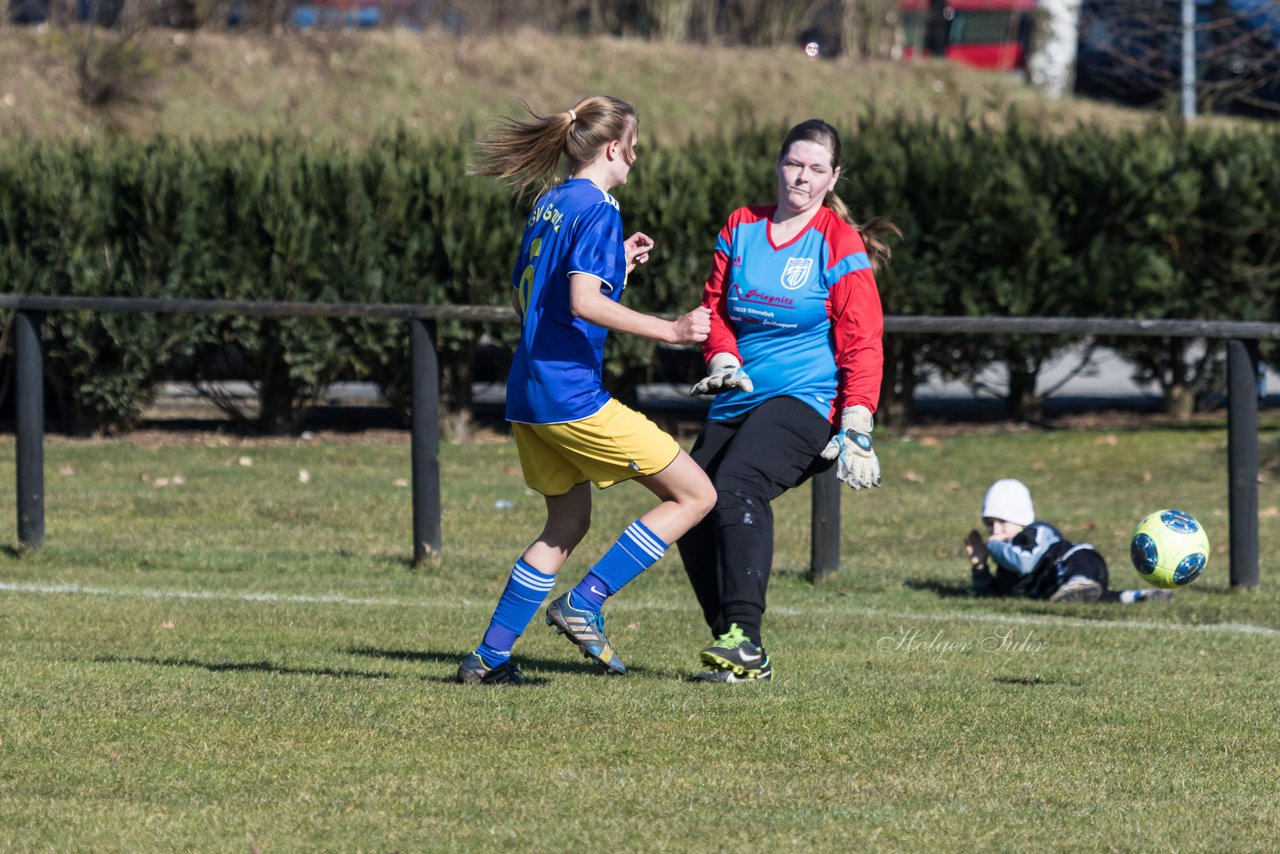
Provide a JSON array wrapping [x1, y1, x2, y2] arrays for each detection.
[[545, 592, 627, 674], [698, 624, 771, 680], [455, 651, 525, 685]]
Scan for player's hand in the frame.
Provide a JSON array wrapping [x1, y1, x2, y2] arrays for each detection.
[[624, 232, 654, 274], [671, 305, 711, 345], [965, 529, 989, 569], [820, 405, 881, 490], [689, 352, 754, 396]]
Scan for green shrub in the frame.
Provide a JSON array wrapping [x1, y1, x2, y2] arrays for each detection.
[[2, 117, 1277, 432]]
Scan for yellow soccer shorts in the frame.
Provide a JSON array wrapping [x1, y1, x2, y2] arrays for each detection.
[[512, 398, 681, 496]]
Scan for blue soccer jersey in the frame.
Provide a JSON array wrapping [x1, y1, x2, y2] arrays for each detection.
[[701, 205, 884, 423], [505, 178, 628, 425]]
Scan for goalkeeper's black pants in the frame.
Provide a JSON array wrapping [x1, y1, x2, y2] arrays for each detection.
[[676, 396, 834, 646]]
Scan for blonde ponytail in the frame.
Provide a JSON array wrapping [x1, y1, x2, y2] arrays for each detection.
[[469, 96, 638, 198]]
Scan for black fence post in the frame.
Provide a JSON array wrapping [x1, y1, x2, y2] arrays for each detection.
[[810, 466, 840, 582], [1227, 338, 1260, 590], [15, 310, 45, 550], [410, 318, 442, 566]]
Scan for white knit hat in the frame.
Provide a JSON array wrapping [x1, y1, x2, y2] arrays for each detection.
[[981, 479, 1035, 527]]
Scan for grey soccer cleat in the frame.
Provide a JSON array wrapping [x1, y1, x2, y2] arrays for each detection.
[[545, 592, 626, 674], [1049, 576, 1104, 604]]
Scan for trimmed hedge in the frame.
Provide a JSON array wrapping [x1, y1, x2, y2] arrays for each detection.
[[1, 117, 1277, 432]]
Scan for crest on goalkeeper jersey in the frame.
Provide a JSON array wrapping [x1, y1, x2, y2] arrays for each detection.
[[781, 257, 813, 290]]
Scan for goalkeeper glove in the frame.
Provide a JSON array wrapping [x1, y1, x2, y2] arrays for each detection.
[[819, 404, 881, 490], [690, 352, 754, 396]]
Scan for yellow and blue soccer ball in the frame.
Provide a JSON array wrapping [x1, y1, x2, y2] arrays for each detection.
[[1129, 509, 1209, 589]]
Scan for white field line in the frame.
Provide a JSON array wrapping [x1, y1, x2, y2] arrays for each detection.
[[0, 581, 424, 609], [775, 606, 1280, 637], [1, 580, 1276, 637]]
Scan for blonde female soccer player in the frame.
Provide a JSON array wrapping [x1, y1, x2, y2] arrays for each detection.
[[457, 96, 716, 685]]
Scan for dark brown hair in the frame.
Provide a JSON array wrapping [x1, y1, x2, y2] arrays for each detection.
[[469, 95, 638, 198], [779, 119, 899, 271]]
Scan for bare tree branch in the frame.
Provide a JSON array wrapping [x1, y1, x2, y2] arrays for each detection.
[[1077, 0, 1280, 115]]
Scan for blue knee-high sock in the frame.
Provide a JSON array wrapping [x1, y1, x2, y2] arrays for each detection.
[[571, 520, 669, 612], [475, 559, 556, 665]]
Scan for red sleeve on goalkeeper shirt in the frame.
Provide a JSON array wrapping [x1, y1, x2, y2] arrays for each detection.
[[699, 208, 758, 366], [825, 223, 885, 415]]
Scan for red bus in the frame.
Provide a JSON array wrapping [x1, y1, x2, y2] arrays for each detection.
[[900, 0, 1036, 72]]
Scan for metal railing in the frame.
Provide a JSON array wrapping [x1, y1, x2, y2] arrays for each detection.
[[2, 293, 1274, 588]]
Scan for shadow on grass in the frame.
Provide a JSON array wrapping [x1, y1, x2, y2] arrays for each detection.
[[993, 675, 1085, 687], [902, 578, 974, 598], [902, 579, 1186, 621], [1, 545, 36, 560], [94, 655, 395, 680], [346, 646, 668, 683]]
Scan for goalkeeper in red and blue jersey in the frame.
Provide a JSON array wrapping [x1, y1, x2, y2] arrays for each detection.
[[677, 119, 895, 682]]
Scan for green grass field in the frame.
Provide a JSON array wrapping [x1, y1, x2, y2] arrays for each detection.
[[2, 421, 1280, 851]]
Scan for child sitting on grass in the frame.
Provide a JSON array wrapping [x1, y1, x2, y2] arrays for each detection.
[[965, 478, 1171, 604]]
